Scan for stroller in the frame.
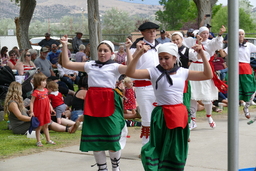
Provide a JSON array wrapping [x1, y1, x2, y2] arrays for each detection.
[[0, 66, 15, 111]]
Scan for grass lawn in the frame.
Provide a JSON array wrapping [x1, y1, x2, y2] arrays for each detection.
[[0, 120, 81, 160]]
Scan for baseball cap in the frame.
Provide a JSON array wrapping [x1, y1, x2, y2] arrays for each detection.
[[29, 116, 40, 134], [40, 47, 49, 53], [45, 32, 51, 37], [160, 30, 165, 34]]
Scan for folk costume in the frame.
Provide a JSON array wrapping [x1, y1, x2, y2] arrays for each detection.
[[223, 29, 256, 119], [184, 26, 223, 128], [79, 40, 126, 171], [130, 21, 160, 146], [141, 43, 190, 171]]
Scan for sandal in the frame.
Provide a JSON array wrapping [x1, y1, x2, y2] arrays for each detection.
[[36, 141, 43, 147], [46, 140, 56, 145]]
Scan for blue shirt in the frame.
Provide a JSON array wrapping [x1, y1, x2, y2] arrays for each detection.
[[47, 50, 61, 64], [156, 37, 171, 44]]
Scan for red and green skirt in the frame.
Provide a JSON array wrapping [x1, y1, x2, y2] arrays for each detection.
[[80, 90, 125, 152], [141, 106, 189, 171]]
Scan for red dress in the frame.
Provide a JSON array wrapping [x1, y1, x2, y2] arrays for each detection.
[[123, 87, 136, 110], [31, 88, 51, 126]]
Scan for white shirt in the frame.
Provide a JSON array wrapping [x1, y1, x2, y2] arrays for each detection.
[[84, 61, 120, 89], [224, 42, 256, 63], [147, 67, 189, 105], [57, 64, 78, 77]]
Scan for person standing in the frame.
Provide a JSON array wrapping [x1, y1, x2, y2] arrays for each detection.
[[72, 31, 83, 53], [129, 21, 160, 148], [61, 35, 129, 171], [126, 42, 213, 171], [223, 29, 256, 119], [30, 73, 56, 147], [30, 33, 60, 49], [156, 30, 171, 44]]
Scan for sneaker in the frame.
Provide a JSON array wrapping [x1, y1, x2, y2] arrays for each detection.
[[243, 106, 251, 119], [189, 120, 197, 130]]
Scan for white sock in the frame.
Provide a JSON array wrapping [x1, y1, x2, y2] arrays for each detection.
[[109, 150, 121, 171], [93, 151, 107, 170]]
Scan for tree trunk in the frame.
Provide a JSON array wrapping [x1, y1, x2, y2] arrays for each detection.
[[15, 0, 36, 49], [87, 0, 102, 60], [193, 0, 217, 28]]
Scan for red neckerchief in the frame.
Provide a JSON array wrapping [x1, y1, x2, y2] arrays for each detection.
[[209, 55, 228, 93]]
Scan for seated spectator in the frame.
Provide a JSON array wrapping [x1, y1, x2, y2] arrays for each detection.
[[213, 92, 228, 109], [34, 47, 56, 78], [47, 44, 61, 68], [70, 75, 88, 121], [57, 52, 79, 91], [12, 46, 20, 57], [4, 81, 75, 134], [0, 46, 9, 66], [186, 28, 194, 38], [75, 44, 87, 62], [15, 51, 36, 75], [47, 81, 68, 125], [6, 50, 18, 69], [211, 50, 227, 80], [84, 43, 90, 60], [114, 45, 127, 64], [28, 49, 38, 61]]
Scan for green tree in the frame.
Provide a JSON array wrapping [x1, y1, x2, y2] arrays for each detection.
[[211, 6, 256, 33], [102, 8, 136, 42], [0, 18, 16, 36], [155, 0, 190, 30]]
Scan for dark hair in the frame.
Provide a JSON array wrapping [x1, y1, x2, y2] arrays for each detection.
[[1, 46, 8, 57], [8, 50, 17, 56], [78, 74, 88, 90]]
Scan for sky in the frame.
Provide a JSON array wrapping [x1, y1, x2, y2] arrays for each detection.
[[120, 0, 256, 8]]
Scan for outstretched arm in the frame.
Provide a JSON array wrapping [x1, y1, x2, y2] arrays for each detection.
[[60, 35, 85, 72], [188, 44, 213, 81]]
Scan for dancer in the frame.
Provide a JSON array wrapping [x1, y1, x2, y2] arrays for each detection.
[[126, 42, 212, 170], [223, 29, 256, 119], [60, 35, 130, 171], [129, 21, 160, 147]]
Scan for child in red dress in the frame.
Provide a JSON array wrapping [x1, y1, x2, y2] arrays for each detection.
[[30, 73, 56, 147], [123, 77, 136, 115]]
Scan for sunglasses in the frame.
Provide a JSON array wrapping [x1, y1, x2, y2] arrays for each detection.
[[26, 54, 31, 57]]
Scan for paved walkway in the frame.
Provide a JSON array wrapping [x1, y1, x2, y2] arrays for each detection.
[[0, 113, 256, 171]]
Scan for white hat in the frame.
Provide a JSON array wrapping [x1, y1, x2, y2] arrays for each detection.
[[192, 29, 199, 38], [99, 40, 115, 52], [158, 42, 180, 58], [198, 26, 209, 35], [172, 32, 183, 39]]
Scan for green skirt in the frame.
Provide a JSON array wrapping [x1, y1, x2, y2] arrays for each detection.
[[239, 73, 256, 101], [141, 106, 189, 171], [183, 81, 191, 122], [80, 90, 125, 152]]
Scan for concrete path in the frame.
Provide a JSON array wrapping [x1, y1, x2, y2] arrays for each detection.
[[0, 113, 256, 171]]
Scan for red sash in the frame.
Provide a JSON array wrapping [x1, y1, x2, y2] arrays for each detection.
[[133, 80, 152, 87], [84, 87, 115, 117], [162, 104, 188, 129], [239, 62, 252, 75]]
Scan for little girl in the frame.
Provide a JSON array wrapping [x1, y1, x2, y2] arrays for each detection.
[[123, 77, 136, 115], [47, 81, 67, 125], [30, 73, 56, 147]]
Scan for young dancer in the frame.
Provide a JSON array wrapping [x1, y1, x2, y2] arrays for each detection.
[[30, 73, 56, 147], [223, 29, 256, 119], [126, 42, 213, 171], [60, 35, 130, 171]]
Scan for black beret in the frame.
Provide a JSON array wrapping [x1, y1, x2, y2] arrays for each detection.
[[138, 22, 159, 31]]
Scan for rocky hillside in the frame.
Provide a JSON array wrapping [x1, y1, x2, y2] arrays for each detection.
[[0, 0, 162, 22]]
